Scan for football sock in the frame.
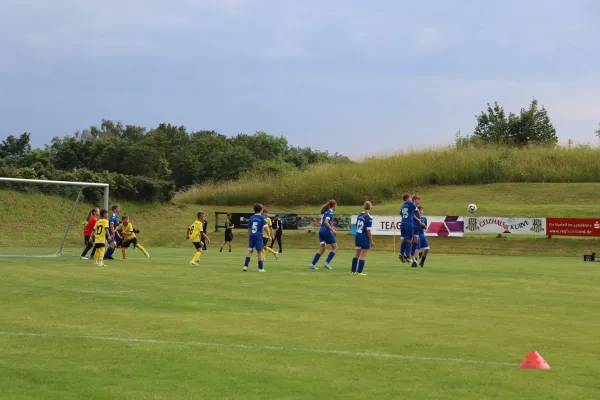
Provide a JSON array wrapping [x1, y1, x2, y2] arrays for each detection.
[[191, 251, 201, 263], [94, 249, 99, 263], [358, 260, 366, 273], [258, 260, 264, 270], [121, 249, 127, 259], [97, 247, 106, 262], [264, 246, 276, 255], [351, 257, 358, 272], [411, 243, 417, 257], [136, 244, 148, 256], [325, 251, 336, 264], [104, 247, 115, 259], [400, 242, 406, 256], [421, 255, 427, 265], [311, 253, 321, 266], [244, 257, 251, 267]]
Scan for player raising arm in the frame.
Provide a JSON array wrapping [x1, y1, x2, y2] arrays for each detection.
[[117, 215, 149, 259], [187, 212, 210, 266], [309, 199, 338, 270], [352, 201, 374, 275], [243, 203, 268, 272]]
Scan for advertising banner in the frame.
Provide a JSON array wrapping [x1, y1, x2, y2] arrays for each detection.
[[350, 215, 464, 237], [297, 215, 352, 231], [229, 213, 299, 230], [546, 218, 600, 237], [463, 216, 546, 235]]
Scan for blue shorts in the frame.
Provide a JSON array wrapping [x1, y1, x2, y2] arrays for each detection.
[[417, 234, 429, 250], [248, 235, 264, 251], [319, 229, 336, 245], [400, 225, 415, 240], [355, 235, 370, 250]]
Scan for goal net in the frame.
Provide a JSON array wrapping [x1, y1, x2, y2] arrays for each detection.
[[0, 177, 109, 258]]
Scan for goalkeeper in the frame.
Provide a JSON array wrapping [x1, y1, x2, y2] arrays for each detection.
[[116, 215, 150, 259]]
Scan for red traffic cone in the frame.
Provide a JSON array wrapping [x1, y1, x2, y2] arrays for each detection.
[[519, 350, 551, 370]]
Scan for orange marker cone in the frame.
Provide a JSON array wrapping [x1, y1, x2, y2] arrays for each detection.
[[519, 350, 551, 370]]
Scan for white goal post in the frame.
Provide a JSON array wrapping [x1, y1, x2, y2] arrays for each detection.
[[0, 177, 109, 258]]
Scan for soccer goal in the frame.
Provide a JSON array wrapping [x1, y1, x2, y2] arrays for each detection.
[[0, 177, 109, 258]]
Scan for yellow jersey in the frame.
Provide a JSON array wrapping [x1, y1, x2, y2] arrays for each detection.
[[117, 222, 136, 240], [263, 216, 272, 238], [188, 220, 203, 243], [93, 218, 109, 243]]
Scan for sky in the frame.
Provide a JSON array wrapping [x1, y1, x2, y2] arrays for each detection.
[[1, 0, 600, 157]]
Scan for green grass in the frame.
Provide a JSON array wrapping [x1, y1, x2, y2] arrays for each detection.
[[173, 145, 600, 206], [1, 249, 600, 399]]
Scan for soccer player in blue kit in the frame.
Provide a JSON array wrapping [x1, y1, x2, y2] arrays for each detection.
[[243, 203, 268, 272], [399, 194, 425, 263], [104, 204, 120, 260], [351, 201, 374, 275], [309, 200, 338, 270], [414, 206, 430, 268]]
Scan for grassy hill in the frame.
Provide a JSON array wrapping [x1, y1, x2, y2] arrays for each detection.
[[173, 145, 600, 206], [2, 182, 600, 257]]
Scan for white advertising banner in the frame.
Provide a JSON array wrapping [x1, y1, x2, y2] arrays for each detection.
[[351, 215, 464, 237], [463, 216, 546, 235]]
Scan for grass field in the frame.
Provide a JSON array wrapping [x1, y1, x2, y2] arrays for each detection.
[[1, 249, 599, 399]]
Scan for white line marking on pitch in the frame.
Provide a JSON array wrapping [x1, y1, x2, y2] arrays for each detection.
[[71, 289, 142, 294], [0, 331, 516, 366]]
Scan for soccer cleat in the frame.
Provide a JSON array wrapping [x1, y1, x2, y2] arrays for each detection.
[[323, 263, 332, 270], [399, 255, 406, 263], [122, 258, 127, 260], [259, 268, 266, 272], [229, 249, 232, 252], [80, 256, 89, 260], [190, 261, 199, 266], [275, 252, 279, 260], [419, 261, 424, 268], [309, 265, 318, 270], [358, 272, 367, 276], [411, 261, 418, 268], [220, 248, 223, 252], [98, 262, 106, 267], [145, 253, 150, 258], [351, 272, 357, 274], [243, 266, 248, 271]]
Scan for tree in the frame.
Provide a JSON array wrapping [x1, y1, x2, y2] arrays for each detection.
[[473, 99, 557, 147], [595, 123, 600, 139], [0, 133, 31, 157]]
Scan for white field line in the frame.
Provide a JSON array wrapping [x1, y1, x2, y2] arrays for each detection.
[[0, 331, 517, 366], [70, 289, 142, 294]]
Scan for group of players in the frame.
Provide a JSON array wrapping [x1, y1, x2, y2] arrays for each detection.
[[206, 195, 430, 274], [81, 196, 430, 273], [80, 204, 150, 266]]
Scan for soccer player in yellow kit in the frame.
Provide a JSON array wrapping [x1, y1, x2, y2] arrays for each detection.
[[187, 212, 210, 266], [117, 215, 149, 259], [92, 210, 110, 266], [262, 209, 279, 260]]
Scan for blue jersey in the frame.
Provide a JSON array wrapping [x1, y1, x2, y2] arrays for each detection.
[[400, 201, 417, 226], [320, 209, 334, 230], [415, 216, 427, 235], [109, 213, 119, 234], [248, 214, 267, 238], [355, 212, 373, 238]]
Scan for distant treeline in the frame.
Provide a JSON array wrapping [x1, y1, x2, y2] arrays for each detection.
[[0, 120, 351, 202]]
